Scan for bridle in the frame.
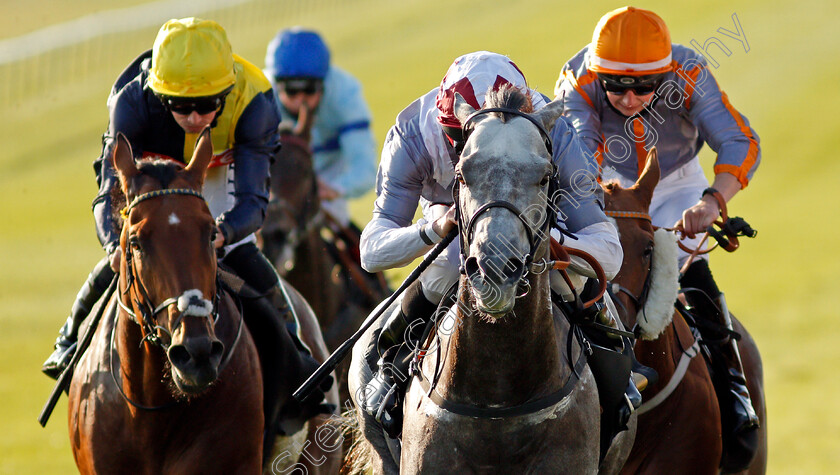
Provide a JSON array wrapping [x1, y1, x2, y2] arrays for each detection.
[[415, 106, 593, 419], [604, 209, 654, 327], [117, 188, 220, 349], [265, 134, 324, 262], [111, 187, 244, 410], [456, 107, 560, 290]]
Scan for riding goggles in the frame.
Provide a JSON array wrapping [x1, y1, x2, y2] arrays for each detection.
[[598, 73, 665, 96], [159, 88, 231, 115], [276, 78, 323, 96]]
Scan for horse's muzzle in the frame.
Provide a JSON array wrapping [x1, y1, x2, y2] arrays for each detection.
[[168, 335, 224, 393], [464, 255, 524, 316]]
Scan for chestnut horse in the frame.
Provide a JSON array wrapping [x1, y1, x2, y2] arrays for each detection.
[[259, 109, 386, 402], [603, 150, 767, 474], [68, 131, 340, 474]]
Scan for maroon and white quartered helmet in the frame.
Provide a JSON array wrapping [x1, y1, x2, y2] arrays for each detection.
[[435, 51, 530, 128]]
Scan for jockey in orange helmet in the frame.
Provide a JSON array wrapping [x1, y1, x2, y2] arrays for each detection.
[[557, 6, 760, 470], [357, 51, 645, 439], [42, 18, 332, 426]]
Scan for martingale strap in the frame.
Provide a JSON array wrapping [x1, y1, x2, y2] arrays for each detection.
[[414, 344, 588, 419]]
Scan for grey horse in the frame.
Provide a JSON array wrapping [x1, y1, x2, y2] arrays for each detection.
[[348, 87, 634, 474]]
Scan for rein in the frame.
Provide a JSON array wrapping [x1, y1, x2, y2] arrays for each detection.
[[606, 207, 701, 412]]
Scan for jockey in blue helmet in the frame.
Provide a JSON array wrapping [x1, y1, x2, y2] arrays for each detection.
[[264, 27, 376, 225]]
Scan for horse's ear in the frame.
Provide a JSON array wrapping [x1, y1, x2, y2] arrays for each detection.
[[633, 147, 660, 203], [110, 133, 139, 184], [533, 99, 564, 133], [453, 93, 475, 125], [184, 127, 213, 188], [294, 103, 314, 143]]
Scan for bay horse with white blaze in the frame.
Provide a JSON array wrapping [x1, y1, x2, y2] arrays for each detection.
[[603, 149, 767, 474], [348, 87, 634, 474], [68, 131, 340, 474]]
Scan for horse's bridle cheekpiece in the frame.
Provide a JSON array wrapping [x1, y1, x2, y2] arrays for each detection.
[[456, 107, 559, 285], [119, 188, 218, 348]]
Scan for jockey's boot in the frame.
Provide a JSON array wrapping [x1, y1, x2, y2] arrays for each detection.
[[42, 257, 114, 379], [242, 282, 334, 439], [572, 292, 646, 431], [362, 280, 437, 438], [681, 259, 759, 471]]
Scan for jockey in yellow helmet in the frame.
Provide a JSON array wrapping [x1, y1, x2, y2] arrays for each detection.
[[43, 17, 332, 428]]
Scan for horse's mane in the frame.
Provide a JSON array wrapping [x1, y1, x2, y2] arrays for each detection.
[[482, 84, 534, 122]]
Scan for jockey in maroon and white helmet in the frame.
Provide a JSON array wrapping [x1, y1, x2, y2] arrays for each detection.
[[356, 51, 625, 437]]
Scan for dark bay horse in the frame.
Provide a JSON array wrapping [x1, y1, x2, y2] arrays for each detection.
[[259, 108, 385, 402], [69, 131, 340, 474], [348, 88, 633, 474], [603, 150, 767, 474]]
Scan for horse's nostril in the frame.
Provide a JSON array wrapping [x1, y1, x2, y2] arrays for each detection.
[[210, 340, 224, 362], [168, 345, 190, 368], [464, 256, 481, 277]]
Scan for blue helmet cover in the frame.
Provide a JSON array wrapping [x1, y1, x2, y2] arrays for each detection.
[[265, 27, 330, 80]]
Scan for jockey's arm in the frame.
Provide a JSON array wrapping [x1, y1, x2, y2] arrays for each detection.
[[328, 125, 377, 199], [681, 63, 760, 237], [213, 91, 281, 245], [359, 125, 434, 273], [329, 75, 377, 199], [550, 115, 623, 280], [92, 84, 147, 257]]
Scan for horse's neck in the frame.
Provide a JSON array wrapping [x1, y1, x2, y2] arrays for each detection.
[[635, 313, 687, 387], [436, 275, 565, 405]]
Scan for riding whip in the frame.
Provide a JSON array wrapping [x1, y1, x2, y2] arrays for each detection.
[[293, 229, 457, 403], [39, 276, 118, 427]]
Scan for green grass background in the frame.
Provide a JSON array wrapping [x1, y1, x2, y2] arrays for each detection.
[[1, 0, 838, 472]]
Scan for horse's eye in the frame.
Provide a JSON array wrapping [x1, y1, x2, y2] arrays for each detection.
[[210, 228, 218, 244], [128, 236, 143, 255], [643, 242, 654, 258], [455, 171, 465, 184], [540, 174, 550, 187]]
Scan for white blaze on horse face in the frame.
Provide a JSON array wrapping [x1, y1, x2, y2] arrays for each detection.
[[168, 212, 180, 226]]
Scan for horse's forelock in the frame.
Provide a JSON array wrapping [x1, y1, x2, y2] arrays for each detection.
[[602, 180, 622, 192], [483, 84, 533, 122], [136, 159, 182, 189]]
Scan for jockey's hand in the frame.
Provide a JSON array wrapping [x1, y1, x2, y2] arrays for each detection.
[[678, 196, 720, 239], [677, 172, 742, 239], [431, 205, 457, 238], [317, 179, 341, 201], [108, 247, 122, 272]]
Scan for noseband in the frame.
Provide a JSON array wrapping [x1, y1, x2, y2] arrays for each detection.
[[118, 188, 220, 349]]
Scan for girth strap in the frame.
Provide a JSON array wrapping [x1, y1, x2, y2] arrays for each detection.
[[414, 345, 588, 419]]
